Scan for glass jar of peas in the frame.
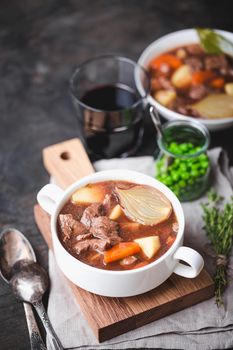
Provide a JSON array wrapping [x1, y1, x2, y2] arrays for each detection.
[[155, 120, 211, 202]]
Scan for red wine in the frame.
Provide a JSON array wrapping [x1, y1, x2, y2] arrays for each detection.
[[81, 84, 137, 111], [79, 84, 145, 160]]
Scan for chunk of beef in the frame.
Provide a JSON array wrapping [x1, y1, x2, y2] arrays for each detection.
[[91, 239, 110, 251], [61, 202, 84, 221], [158, 77, 173, 90], [90, 216, 122, 245], [189, 85, 208, 100], [185, 57, 203, 72], [228, 68, 233, 78], [81, 203, 105, 227], [103, 193, 118, 214], [186, 44, 204, 56], [58, 214, 88, 241], [150, 76, 174, 91], [76, 232, 93, 242], [74, 240, 91, 254], [74, 238, 110, 254], [176, 105, 201, 118], [220, 67, 233, 78], [204, 54, 228, 71]]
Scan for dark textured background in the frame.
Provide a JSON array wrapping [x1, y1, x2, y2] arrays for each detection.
[[1, 1, 233, 349]]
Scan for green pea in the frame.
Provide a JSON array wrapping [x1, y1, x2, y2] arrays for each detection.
[[181, 172, 189, 180], [189, 157, 197, 164], [191, 163, 200, 171], [200, 168, 207, 175], [169, 162, 177, 170], [179, 143, 189, 153], [191, 169, 199, 178], [179, 163, 188, 172], [199, 154, 207, 161], [174, 158, 181, 166], [165, 176, 173, 185], [170, 142, 178, 148], [168, 142, 178, 153], [158, 174, 165, 181], [171, 172, 180, 182], [172, 183, 179, 191], [201, 161, 209, 169], [179, 180, 187, 188], [187, 143, 193, 149]]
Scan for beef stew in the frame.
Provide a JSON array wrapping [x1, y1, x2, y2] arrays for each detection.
[[149, 43, 233, 119], [57, 181, 178, 271]]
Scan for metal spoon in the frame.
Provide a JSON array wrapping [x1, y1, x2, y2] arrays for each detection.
[[149, 105, 165, 140], [10, 260, 63, 350], [149, 105, 173, 170], [0, 227, 46, 350]]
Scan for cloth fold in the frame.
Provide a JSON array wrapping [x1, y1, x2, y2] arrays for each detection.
[[47, 148, 233, 350]]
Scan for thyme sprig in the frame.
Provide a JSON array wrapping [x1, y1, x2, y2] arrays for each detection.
[[201, 190, 233, 307]]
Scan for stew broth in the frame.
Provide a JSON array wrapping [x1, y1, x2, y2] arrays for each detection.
[[57, 181, 178, 271]]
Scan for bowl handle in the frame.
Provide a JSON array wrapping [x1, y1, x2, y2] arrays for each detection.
[[173, 246, 204, 278], [37, 184, 64, 215]]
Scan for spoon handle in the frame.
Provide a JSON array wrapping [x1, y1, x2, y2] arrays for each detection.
[[33, 301, 63, 350], [23, 302, 47, 350], [149, 105, 164, 139]]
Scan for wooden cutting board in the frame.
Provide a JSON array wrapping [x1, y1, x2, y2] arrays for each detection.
[[34, 138, 214, 342]]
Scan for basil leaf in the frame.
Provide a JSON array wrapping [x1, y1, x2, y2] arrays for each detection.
[[196, 28, 233, 57]]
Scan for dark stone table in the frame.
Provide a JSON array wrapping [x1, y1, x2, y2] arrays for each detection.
[[0, 1, 233, 349]]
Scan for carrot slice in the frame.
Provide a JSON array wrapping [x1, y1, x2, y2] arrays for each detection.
[[210, 78, 225, 89], [192, 70, 215, 85], [150, 54, 182, 70], [104, 242, 141, 264]]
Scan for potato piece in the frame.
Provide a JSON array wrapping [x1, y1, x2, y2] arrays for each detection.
[[225, 83, 233, 96], [171, 64, 192, 88], [109, 204, 122, 220], [134, 236, 161, 259], [176, 48, 187, 59], [154, 90, 177, 107], [71, 185, 104, 204]]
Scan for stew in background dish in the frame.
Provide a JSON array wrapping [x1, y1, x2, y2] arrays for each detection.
[[149, 44, 233, 119], [57, 181, 178, 271]]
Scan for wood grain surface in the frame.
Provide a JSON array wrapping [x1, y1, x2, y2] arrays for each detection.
[[43, 138, 94, 188], [34, 137, 215, 342]]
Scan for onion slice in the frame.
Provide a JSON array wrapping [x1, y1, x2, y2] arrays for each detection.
[[115, 185, 172, 225], [191, 94, 233, 119]]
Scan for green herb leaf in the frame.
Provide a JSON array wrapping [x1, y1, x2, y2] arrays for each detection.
[[201, 190, 233, 307], [196, 28, 233, 57]]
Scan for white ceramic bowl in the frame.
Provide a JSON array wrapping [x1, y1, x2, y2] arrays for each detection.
[[37, 169, 204, 297], [138, 28, 233, 131]]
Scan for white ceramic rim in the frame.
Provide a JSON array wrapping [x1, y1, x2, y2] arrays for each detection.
[[50, 169, 185, 275], [138, 28, 233, 127]]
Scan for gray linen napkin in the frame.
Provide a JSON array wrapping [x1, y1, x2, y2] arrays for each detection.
[[47, 148, 233, 350]]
